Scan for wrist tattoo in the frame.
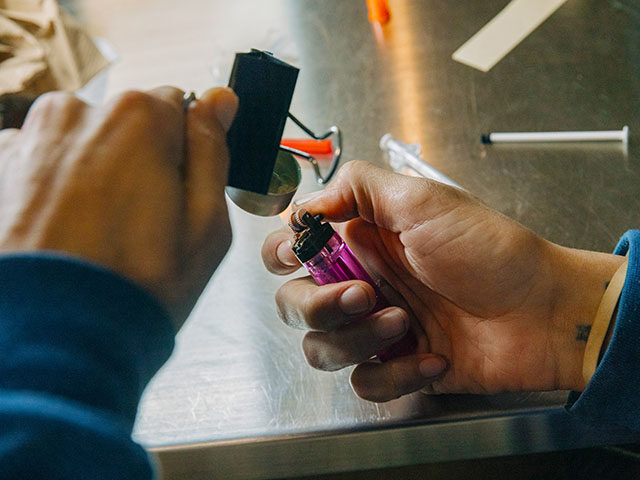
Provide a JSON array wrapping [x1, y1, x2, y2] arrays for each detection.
[[576, 325, 591, 342]]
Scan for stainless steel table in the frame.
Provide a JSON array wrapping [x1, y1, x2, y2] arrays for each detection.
[[75, 0, 640, 478]]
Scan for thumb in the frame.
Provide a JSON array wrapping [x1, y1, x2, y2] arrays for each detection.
[[183, 87, 238, 238], [292, 160, 462, 232]]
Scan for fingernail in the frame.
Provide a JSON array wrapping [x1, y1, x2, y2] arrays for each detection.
[[372, 308, 407, 340], [338, 285, 373, 315], [276, 240, 298, 267], [293, 190, 322, 208], [419, 356, 447, 378]]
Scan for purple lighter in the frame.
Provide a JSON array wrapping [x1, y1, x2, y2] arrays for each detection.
[[289, 210, 417, 361]]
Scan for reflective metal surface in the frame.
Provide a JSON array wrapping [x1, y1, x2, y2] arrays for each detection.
[[75, 0, 640, 477], [226, 151, 301, 216]]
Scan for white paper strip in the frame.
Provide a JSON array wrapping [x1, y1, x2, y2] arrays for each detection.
[[452, 0, 568, 72]]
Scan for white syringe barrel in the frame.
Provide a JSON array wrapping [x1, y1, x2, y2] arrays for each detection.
[[380, 134, 461, 189], [484, 126, 629, 144]]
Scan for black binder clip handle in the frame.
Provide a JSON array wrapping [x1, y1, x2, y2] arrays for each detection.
[[278, 113, 342, 185]]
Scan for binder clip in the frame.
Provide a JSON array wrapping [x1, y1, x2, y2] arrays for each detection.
[[187, 49, 342, 216]]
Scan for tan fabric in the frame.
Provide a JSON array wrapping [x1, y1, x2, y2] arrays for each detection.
[[0, 0, 108, 95]]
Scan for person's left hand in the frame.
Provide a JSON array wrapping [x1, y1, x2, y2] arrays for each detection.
[[0, 86, 238, 327], [261, 162, 622, 401]]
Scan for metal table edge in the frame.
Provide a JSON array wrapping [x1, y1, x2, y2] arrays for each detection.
[[149, 406, 640, 479]]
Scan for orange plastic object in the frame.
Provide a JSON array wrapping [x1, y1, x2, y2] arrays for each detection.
[[366, 0, 391, 24], [280, 138, 333, 155]]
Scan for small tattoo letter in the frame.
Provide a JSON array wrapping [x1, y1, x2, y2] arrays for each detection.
[[576, 325, 591, 342]]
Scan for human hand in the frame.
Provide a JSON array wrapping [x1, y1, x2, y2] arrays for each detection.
[[262, 161, 624, 401], [0, 86, 238, 328]]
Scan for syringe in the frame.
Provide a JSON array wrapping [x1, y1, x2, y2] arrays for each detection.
[[379, 133, 462, 189]]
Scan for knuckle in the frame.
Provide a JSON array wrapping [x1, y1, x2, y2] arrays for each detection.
[[351, 363, 401, 403], [154, 85, 185, 101], [338, 159, 368, 179], [301, 334, 322, 369], [336, 160, 358, 180], [305, 316, 325, 332], [350, 367, 386, 401], [274, 288, 290, 322], [350, 381, 376, 402], [302, 333, 335, 371], [275, 287, 301, 329], [30, 92, 84, 118], [111, 90, 157, 118], [35, 91, 73, 107], [275, 281, 340, 332], [328, 345, 355, 371], [301, 294, 326, 331]]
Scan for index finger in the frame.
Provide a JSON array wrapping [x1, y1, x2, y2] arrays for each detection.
[[146, 86, 186, 113], [292, 160, 466, 233]]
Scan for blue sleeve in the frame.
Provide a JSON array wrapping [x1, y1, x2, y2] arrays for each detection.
[[0, 253, 175, 479], [567, 230, 640, 430]]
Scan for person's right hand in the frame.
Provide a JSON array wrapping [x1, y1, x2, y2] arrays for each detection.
[[0, 86, 238, 328], [262, 161, 624, 401]]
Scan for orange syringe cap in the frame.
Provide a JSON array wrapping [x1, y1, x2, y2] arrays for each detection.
[[366, 0, 391, 24]]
